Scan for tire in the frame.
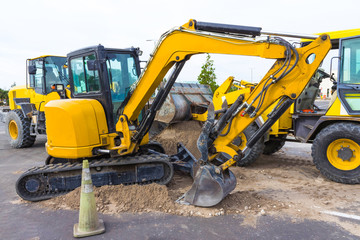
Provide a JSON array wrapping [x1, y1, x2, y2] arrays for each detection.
[[5, 109, 36, 148], [234, 123, 265, 167], [263, 135, 287, 155], [45, 155, 72, 165], [312, 122, 360, 184], [139, 140, 165, 154]]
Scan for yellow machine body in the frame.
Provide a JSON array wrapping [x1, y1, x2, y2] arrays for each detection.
[[5, 55, 70, 148], [8, 85, 67, 112], [45, 99, 109, 158]]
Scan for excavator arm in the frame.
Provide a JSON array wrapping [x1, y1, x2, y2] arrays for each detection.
[[118, 19, 331, 160]]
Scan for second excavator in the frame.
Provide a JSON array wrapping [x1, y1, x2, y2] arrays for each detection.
[[16, 20, 331, 207]]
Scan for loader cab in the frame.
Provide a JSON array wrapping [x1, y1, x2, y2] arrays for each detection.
[[337, 35, 360, 114], [67, 45, 141, 133], [27, 56, 69, 95]]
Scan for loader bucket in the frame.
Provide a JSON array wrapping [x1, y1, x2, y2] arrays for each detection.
[[155, 82, 212, 124]]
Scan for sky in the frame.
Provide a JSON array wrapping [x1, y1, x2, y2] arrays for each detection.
[[0, 0, 359, 90]]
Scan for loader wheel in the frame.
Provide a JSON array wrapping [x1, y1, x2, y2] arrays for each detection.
[[45, 155, 72, 165], [312, 122, 360, 184], [5, 109, 36, 148], [139, 141, 165, 154], [263, 135, 287, 155], [234, 123, 264, 167]]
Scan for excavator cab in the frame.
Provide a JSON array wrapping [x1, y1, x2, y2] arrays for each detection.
[[68, 45, 141, 133]]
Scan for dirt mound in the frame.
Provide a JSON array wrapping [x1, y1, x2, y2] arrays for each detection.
[[42, 184, 176, 214], [153, 121, 203, 158], [41, 173, 286, 218]]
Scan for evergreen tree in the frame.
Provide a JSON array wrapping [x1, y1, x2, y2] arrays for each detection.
[[197, 54, 218, 93]]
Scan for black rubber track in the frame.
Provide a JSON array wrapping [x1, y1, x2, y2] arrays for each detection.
[[311, 122, 360, 184], [16, 154, 174, 201]]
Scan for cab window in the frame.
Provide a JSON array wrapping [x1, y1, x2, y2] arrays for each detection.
[[106, 53, 139, 121], [71, 54, 101, 94], [29, 59, 44, 94], [340, 37, 360, 84]]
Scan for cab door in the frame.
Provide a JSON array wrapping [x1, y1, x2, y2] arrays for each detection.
[[338, 36, 360, 115]]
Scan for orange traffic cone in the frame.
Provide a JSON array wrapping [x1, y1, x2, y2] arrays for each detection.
[[73, 160, 105, 238]]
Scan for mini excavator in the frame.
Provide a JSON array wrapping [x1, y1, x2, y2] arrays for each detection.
[[16, 20, 331, 207]]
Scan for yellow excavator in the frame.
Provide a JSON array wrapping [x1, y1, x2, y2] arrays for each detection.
[[5, 55, 69, 148], [16, 19, 331, 207]]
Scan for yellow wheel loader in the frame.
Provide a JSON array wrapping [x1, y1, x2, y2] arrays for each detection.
[[5, 56, 69, 148], [255, 30, 360, 184], [15, 20, 330, 207]]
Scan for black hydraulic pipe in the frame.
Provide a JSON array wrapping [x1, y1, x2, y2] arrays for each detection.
[[246, 97, 294, 148], [213, 95, 244, 135], [194, 20, 262, 37], [133, 60, 187, 143]]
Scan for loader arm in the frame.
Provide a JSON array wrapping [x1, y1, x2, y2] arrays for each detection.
[[119, 19, 331, 158]]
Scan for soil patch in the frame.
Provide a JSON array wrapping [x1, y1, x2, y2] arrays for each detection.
[[30, 122, 360, 236], [153, 121, 202, 158]]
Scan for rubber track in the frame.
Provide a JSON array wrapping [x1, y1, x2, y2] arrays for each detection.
[[16, 154, 174, 202]]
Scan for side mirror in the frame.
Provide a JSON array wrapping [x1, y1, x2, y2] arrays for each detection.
[[87, 60, 98, 71], [28, 65, 37, 75]]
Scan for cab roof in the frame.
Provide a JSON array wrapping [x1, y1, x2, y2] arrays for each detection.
[[302, 29, 360, 49], [28, 55, 66, 61]]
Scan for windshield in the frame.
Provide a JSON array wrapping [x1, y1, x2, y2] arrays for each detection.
[[106, 52, 139, 121], [44, 56, 69, 92], [340, 37, 360, 84]]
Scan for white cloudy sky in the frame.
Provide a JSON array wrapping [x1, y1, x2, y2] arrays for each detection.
[[0, 0, 359, 89]]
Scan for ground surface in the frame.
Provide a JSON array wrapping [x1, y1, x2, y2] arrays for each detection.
[[0, 118, 360, 239]]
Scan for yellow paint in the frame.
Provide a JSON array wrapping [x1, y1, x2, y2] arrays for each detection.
[[302, 29, 360, 43], [327, 138, 360, 171], [8, 120, 18, 140], [45, 99, 108, 158]]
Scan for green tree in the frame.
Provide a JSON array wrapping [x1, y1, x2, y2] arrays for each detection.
[[0, 88, 9, 105], [197, 54, 218, 93]]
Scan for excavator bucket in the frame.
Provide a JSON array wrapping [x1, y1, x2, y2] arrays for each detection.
[[154, 82, 212, 124], [171, 104, 237, 207], [184, 164, 236, 207], [171, 143, 237, 207]]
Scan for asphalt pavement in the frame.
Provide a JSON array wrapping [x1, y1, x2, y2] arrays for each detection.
[[0, 121, 359, 240]]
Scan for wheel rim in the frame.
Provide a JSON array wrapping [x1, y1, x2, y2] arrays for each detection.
[[9, 120, 18, 140], [327, 138, 360, 171]]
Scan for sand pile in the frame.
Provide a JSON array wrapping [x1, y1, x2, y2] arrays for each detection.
[[41, 173, 286, 218], [153, 121, 202, 158], [43, 184, 176, 214]]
